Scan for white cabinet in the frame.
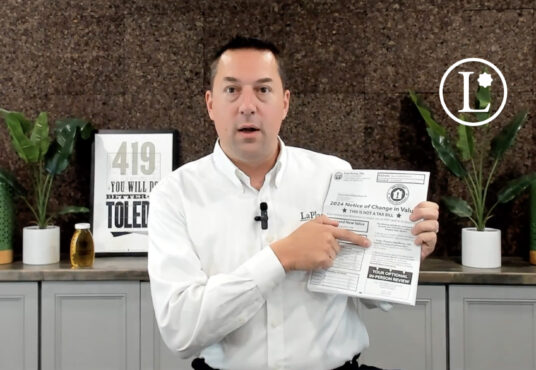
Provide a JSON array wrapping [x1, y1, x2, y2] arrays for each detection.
[[141, 282, 195, 370], [7, 278, 536, 370], [0, 282, 38, 370], [359, 285, 447, 370], [41, 281, 140, 370], [449, 285, 536, 370]]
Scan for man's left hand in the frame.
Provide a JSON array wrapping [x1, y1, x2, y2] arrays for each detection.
[[410, 201, 440, 261]]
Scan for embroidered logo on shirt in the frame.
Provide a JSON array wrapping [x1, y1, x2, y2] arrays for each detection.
[[300, 210, 319, 221]]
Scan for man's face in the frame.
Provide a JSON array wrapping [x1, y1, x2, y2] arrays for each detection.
[[206, 49, 290, 166]]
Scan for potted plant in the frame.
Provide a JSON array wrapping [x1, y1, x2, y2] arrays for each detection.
[[0, 108, 93, 264], [409, 86, 536, 268]]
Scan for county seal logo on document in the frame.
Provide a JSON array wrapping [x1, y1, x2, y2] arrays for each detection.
[[387, 184, 409, 205]]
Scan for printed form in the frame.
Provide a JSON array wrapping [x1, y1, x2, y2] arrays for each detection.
[[307, 170, 430, 305]]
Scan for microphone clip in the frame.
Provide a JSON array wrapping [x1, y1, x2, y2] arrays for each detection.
[[254, 202, 268, 230]]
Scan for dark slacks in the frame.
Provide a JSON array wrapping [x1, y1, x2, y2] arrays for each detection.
[[191, 354, 384, 370]]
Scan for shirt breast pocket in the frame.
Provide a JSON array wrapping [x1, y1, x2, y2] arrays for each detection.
[[186, 204, 260, 275]]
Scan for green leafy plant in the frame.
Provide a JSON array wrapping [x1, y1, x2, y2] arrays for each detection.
[[0, 108, 93, 228], [409, 85, 536, 231], [0, 168, 24, 197]]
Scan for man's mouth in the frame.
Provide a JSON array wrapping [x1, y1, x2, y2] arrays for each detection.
[[238, 126, 260, 133]]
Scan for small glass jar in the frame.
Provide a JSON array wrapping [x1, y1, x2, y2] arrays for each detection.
[[70, 223, 94, 268]]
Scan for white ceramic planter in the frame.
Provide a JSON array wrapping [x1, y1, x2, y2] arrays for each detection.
[[461, 227, 501, 268], [23, 225, 60, 265]]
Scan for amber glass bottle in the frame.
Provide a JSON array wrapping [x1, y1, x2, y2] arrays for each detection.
[[70, 223, 94, 267]]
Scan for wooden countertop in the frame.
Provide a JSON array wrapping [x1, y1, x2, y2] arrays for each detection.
[[1, 256, 536, 284], [0, 257, 149, 281]]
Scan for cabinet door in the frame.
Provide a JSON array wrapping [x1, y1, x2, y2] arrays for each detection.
[[0, 282, 38, 370], [41, 281, 140, 370], [358, 285, 447, 370], [140, 282, 195, 370], [450, 285, 536, 370]]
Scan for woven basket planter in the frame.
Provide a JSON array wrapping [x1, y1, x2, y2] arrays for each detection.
[[0, 183, 14, 264]]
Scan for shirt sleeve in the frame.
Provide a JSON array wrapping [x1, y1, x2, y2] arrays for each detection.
[[148, 181, 286, 359]]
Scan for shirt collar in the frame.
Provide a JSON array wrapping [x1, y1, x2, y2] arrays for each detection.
[[212, 137, 287, 192]]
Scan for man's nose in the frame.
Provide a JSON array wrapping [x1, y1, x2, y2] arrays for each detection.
[[239, 87, 257, 116]]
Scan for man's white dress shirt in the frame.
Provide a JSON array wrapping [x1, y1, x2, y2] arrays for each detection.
[[148, 139, 389, 370]]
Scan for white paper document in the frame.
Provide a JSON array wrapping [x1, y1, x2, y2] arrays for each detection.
[[307, 170, 430, 305]]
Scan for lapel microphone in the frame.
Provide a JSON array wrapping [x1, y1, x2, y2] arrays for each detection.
[[254, 202, 268, 230]]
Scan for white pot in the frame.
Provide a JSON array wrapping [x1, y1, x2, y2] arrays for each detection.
[[461, 227, 501, 268], [23, 226, 60, 265]]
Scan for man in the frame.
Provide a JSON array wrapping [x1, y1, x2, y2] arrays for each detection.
[[148, 36, 439, 370]]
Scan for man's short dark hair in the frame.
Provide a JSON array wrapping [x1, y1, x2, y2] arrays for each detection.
[[209, 36, 287, 89]]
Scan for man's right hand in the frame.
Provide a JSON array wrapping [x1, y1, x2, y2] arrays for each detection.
[[270, 215, 370, 272]]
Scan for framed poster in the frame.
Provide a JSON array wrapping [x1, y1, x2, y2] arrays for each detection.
[[91, 130, 179, 253]]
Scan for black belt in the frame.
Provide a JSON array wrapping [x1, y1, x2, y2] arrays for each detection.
[[191, 353, 383, 370], [191, 358, 217, 370], [333, 354, 361, 369]]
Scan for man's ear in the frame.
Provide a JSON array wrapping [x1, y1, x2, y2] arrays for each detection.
[[282, 89, 290, 120], [205, 90, 215, 121]]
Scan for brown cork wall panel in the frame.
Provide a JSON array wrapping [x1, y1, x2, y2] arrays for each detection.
[[0, 0, 534, 259]]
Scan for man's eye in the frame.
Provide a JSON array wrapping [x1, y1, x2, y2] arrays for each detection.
[[224, 87, 237, 94], [258, 86, 271, 94]]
